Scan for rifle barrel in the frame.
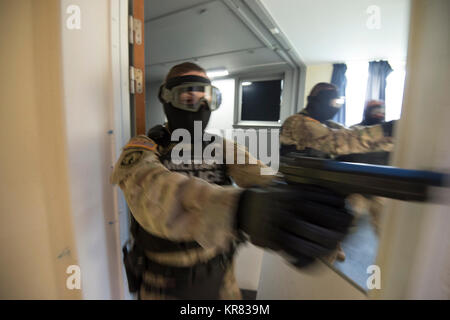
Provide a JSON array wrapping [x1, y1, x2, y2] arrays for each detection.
[[280, 155, 447, 202]]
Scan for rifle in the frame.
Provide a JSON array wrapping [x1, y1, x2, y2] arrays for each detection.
[[280, 153, 448, 202]]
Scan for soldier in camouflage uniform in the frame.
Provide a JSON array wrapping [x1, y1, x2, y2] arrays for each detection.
[[346, 99, 393, 235], [111, 64, 353, 300], [280, 83, 396, 255], [280, 83, 395, 157], [355, 99, 387, 126]]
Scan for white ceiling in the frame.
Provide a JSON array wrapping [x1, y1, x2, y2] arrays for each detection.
[[144, 0, 284, 81], [143, 0, 410, 81], [260, 0, 411, 65], [144, 0, 211, 21], [146, 1, 262, 65]]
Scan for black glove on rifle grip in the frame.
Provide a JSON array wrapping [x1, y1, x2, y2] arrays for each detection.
[[235, 185, 354, 268]]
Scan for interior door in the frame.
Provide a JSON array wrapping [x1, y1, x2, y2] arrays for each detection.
[[129, 0, 146, 136]]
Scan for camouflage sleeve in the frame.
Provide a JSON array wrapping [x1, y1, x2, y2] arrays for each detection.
[[349, 125, 394, 152], [223, 139, 276, 188], [110, 139, 242, 250], [280, 114, 394, 155]]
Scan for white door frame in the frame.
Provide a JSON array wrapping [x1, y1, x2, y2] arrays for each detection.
[[371, 0, 450, 300], [110, 0, 132, 300]]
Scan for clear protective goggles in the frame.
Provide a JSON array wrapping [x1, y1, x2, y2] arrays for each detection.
[[330, 97, 345, 108], [160, 82, 222, 112], [369, 105, 385, 118]]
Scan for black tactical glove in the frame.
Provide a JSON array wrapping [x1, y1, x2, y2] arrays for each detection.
[[236, 184, 353, 268], [381, 120, 396, 137], [147, 125, 171, 147]]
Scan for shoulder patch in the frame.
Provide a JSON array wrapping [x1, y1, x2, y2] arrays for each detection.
[[124, 136, 157, 152], [120, 151, 143, 167]]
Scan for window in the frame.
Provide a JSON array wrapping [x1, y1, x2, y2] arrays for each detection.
[[344, 61, 405, 127], [237, 76, 284, 125], [345, 62, 369, 127], [385, 61, 406, 121]]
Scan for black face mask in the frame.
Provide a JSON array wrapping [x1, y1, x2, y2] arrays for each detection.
[[304, 89, 341, 122], [159, 75, 212, 140]]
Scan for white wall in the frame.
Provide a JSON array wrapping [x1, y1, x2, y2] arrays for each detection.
[[60, 0, 122, 299], [372, 0, 450, 299], [302, 64, 333, 107]]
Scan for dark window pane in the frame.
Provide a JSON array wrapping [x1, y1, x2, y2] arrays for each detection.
[[241, 80, 282, 121]]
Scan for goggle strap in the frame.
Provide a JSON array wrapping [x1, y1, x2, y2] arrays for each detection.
[[161, 87, 173, 103]]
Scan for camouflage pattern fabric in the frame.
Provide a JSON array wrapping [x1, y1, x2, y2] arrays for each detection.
[[111, 134, 274, 300], [280, 113, 394, 263], [280, 113, 394, 156], [346, 194, 385, 236]]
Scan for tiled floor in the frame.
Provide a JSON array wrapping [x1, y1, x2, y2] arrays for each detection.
[[332, 213, 379, 291]]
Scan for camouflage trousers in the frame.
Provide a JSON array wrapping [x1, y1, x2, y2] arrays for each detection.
[[347, 194, 385, 235], [323, 194, 387, 265], [139, 260, 242, 300]]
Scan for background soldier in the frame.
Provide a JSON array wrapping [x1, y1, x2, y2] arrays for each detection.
[[280, 83, 396, 260], [280, 82, 395, 158], [346, 99, 392, 235], [111, 63, 353, 300], [356, 99, 387, 126]]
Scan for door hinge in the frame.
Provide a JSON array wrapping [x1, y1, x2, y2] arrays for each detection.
[[128, 16, 142, 45], [129, 66, 143, 94]]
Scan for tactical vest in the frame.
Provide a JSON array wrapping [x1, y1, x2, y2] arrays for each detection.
[[132, 125, 232, 252], [123, 125, 236, 299]]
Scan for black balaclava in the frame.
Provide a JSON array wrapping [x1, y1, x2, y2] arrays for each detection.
[[361, 101, 385, 126], [304, 88, 341, 123], [159, 75, 212, 140]]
